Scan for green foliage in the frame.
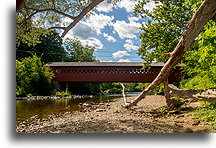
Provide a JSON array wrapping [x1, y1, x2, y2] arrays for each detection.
[[100, 82, 150, 94], [55, 90, 71, 96], [134, 0, 197, 66], [17, 30, 67, 63], [123, 83, 140, 92], [181, 21, 216, 89], [16, 55, 54, 96], [64, 38, 98, 62], [135, 0, 215, 90], [16, 0, 100, 45], [16, 15, 51, 47], [17, 0, 93, 28], [135, 83, 164, 94], [100, 82, 122, 94]]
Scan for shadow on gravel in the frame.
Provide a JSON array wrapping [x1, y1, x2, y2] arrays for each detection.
[[17, 119, 184, 133]]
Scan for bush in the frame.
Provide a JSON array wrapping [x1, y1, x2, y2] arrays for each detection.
[[135, 83, 164, 94], [16, 55, 54, 96], [54, 90, 71, 96]]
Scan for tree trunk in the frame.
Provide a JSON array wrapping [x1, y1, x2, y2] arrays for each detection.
[[123, 0, 216, 108], [163, 79, 172, 108], [168, 84, 216, 103], [16, 0, 25, 12]]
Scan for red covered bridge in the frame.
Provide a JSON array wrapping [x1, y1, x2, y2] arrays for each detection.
[[45, 62, 182, 82]]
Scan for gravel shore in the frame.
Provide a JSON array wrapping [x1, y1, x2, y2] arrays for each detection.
[[16, 95, 215, 133]]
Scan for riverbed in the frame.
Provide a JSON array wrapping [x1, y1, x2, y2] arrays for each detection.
[[16, 93, 140, 125], [17, 95, 215, 133]]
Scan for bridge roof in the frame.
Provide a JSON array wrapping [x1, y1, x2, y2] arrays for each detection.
[[45, 62, 165, 67]]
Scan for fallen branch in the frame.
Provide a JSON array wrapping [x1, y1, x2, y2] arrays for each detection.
[[123, 0, 216, 108], [169, 84, 216, 103]]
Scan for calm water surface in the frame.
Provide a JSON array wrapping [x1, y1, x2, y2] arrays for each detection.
[[16, 93, 139, 125]]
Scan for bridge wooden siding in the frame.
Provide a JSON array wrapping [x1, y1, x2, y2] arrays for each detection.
[[45, 62, 182, 82]]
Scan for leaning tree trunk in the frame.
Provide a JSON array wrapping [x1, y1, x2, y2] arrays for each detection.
[[168, 84, 216, 103], [124, 0, 216, 108]]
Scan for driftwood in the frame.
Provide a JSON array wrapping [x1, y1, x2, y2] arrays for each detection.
[[124, 0, 216, 108], [168, 84, 216, 103], [120, 83, 127, 105]]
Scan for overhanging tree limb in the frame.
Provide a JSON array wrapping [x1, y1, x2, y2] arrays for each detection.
[[17, 0, 105, 37], [61, 0, 104, 37], [123, 0, 216, 108], [18, 8, 76, 27]]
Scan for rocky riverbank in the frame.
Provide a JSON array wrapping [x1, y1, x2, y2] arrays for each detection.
[[16, 96, 215, 133], [16, 95, 94, 100]]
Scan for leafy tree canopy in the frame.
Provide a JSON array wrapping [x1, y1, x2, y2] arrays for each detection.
[[17, 30, 66, 63], [135, 0, 216, 89], [134, 0, 200, 66], [180, 20, 216, 89], [64, 38, 98, 62], [16, 55, 54, 96], [16, 0, 119, 45]]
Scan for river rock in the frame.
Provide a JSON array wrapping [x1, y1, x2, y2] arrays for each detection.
[[95, 109, 106, 112], [82, 101, 95, 107], [184, 125, 215, 133]]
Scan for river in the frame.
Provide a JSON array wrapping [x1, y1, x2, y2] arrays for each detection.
[[16, 93, 140, 125]]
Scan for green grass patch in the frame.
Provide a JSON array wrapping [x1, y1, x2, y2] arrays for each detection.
[[187, 102, 216, 129]]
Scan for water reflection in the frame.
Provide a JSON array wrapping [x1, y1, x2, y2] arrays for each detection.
[[16, 95, 124, 125]]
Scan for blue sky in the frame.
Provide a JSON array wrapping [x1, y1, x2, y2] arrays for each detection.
[[64, 0, 158, 62]]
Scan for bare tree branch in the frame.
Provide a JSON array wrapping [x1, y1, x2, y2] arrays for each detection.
[[17, 0, 105, 37], [61, 0, 104, 37], [123, 0, 216, 108], [48, 26, 67, 30], [18, 8, 76, 26]]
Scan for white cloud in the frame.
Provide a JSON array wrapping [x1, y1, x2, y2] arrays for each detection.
[[116, 0, 138, 12], [103, 33, 117, 42], [100, 60, 113, 62], [87, 13, 114, 34], [64, 21, 103, 50], [98, 0, 154, 14], [143, 1, 161, 12], [64, 13, 114, 49], [117, 59, 131, 62], [97, 1, 113, 12], [84, 38, 103, 50], [128, 16, 141, 22], [66, 21, 97, 40], [112, 51, 130, 58], [116, 0, 160, 13], [123, 39, 139, 51], [111, 20, 141, 39]]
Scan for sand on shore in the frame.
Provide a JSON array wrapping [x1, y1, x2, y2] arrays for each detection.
[[16, 95, 215, 133]]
